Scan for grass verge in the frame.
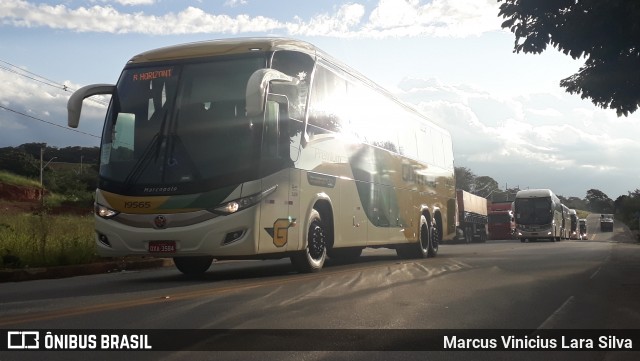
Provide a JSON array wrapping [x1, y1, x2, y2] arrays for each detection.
[[0, 170, 41, 188], [0, 211, 97, 269]]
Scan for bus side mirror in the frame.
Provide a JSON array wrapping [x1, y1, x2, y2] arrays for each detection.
[[67, 84, 115, 128], [245, 69, 299, 118]]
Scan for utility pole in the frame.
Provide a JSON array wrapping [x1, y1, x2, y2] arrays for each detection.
[[506, 182, 508, 201], [39, 145, 57, 203], [40, 146, 44, 188]]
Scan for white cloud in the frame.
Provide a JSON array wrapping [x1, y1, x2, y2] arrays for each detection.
[[368, 0, 420, 30], [364, 0, 503, 37], [224, 0, 248, 7], [0, 1, 283, 34], [526, 107, 563, 118], [287, 3, 366, 37], [395, 76, 640, 196], [0, 69, 104, 146], [90, 0, 155, 5], [114, 0, 155, 5], [0, 0, 502, 37]]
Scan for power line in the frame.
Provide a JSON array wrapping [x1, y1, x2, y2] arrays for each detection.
[[0, 104, 100, 139], [0, 59, 110, 106], [0, 64, 65, 90]]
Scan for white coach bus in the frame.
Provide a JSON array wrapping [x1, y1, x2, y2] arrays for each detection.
[[514, 189, 564, 242], [67, 38, 456, 275]]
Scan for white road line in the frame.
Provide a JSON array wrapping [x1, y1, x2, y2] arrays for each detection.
[[537, 296, 575, 330], [590, 267, 601, 280]]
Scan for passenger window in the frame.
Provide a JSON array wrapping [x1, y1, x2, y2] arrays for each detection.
[[271, 51, 314, 118], [308, 65, 347, 134]]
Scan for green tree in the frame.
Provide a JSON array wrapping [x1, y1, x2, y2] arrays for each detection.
[[498, 0, 640, 116], [565, 196, 588, 211], [0, 148, 39, 178], [615, 190, 640, 230], [474, 176, 500, 198], [585, 188, 614, 213], [455, 167, 476, 192]]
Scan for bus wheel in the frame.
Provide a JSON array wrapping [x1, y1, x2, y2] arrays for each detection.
[[427, 225, 439, 257], [291, 209, 326, 273], [520, 238, 526, 243], [396, 215, 429, 259], [173, 256, 213, 276], [465, 226, 473, 243]]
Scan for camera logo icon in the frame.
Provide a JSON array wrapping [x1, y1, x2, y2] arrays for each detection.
[[7, 331, 40, 349]]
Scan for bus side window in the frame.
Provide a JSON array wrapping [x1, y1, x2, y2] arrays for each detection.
[[271, 50, 314, 119], [308, 64, 346, 135]]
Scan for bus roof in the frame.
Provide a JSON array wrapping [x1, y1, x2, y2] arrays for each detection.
[[128, 37, 319, 64], [515, 189, 555, 198]]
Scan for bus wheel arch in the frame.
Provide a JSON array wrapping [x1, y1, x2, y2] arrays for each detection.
[[418, 213, 431, 257], [290, 198, 333, 273], [311, 199, 334, 251], [397, 207, 431, 259]]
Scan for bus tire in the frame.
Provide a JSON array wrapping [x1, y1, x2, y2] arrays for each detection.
[[173, 256, 213, 276], [479, 230, 487, 243], [465, 226, 472, 243], [427, 225, 439, 257], [290, 209, 326, 273]]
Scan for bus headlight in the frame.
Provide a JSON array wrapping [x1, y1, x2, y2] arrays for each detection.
[[211, 185, 277, 215], [223, 201, 240, 214], [95, 203, 119, 219]]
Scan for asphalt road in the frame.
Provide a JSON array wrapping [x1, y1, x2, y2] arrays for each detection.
[[1, 213, 639, 361]]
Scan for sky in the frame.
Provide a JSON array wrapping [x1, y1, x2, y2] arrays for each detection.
[[1, 0, 639, 200]]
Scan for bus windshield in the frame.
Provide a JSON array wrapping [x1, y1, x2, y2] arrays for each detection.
[[99, 55, 266, 194], [515, 197, 553, 225]]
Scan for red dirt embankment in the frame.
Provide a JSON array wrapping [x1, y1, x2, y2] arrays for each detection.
[[0, 182, 91, 215], [0, 182, 42, 202]]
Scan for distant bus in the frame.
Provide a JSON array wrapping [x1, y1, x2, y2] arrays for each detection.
[[514, 189, 563, 242], [568, 209, 579, 239], [67, 38, 456, 275], [600, 214, 614, 232], [561, 204, 570, 239], [579, 218, 588, 240]]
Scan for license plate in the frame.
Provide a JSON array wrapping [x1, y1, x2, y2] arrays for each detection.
[[531, 233, 538, 236], [148, 241, 176, 253]]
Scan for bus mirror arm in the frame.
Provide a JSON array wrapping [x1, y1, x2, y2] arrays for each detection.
[[245, 69, 297, 118], [67, 84, 115, 128]]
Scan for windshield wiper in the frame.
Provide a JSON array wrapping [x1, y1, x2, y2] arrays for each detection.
[[121, 110, 169, 190], [121, 133, 161, 190]]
